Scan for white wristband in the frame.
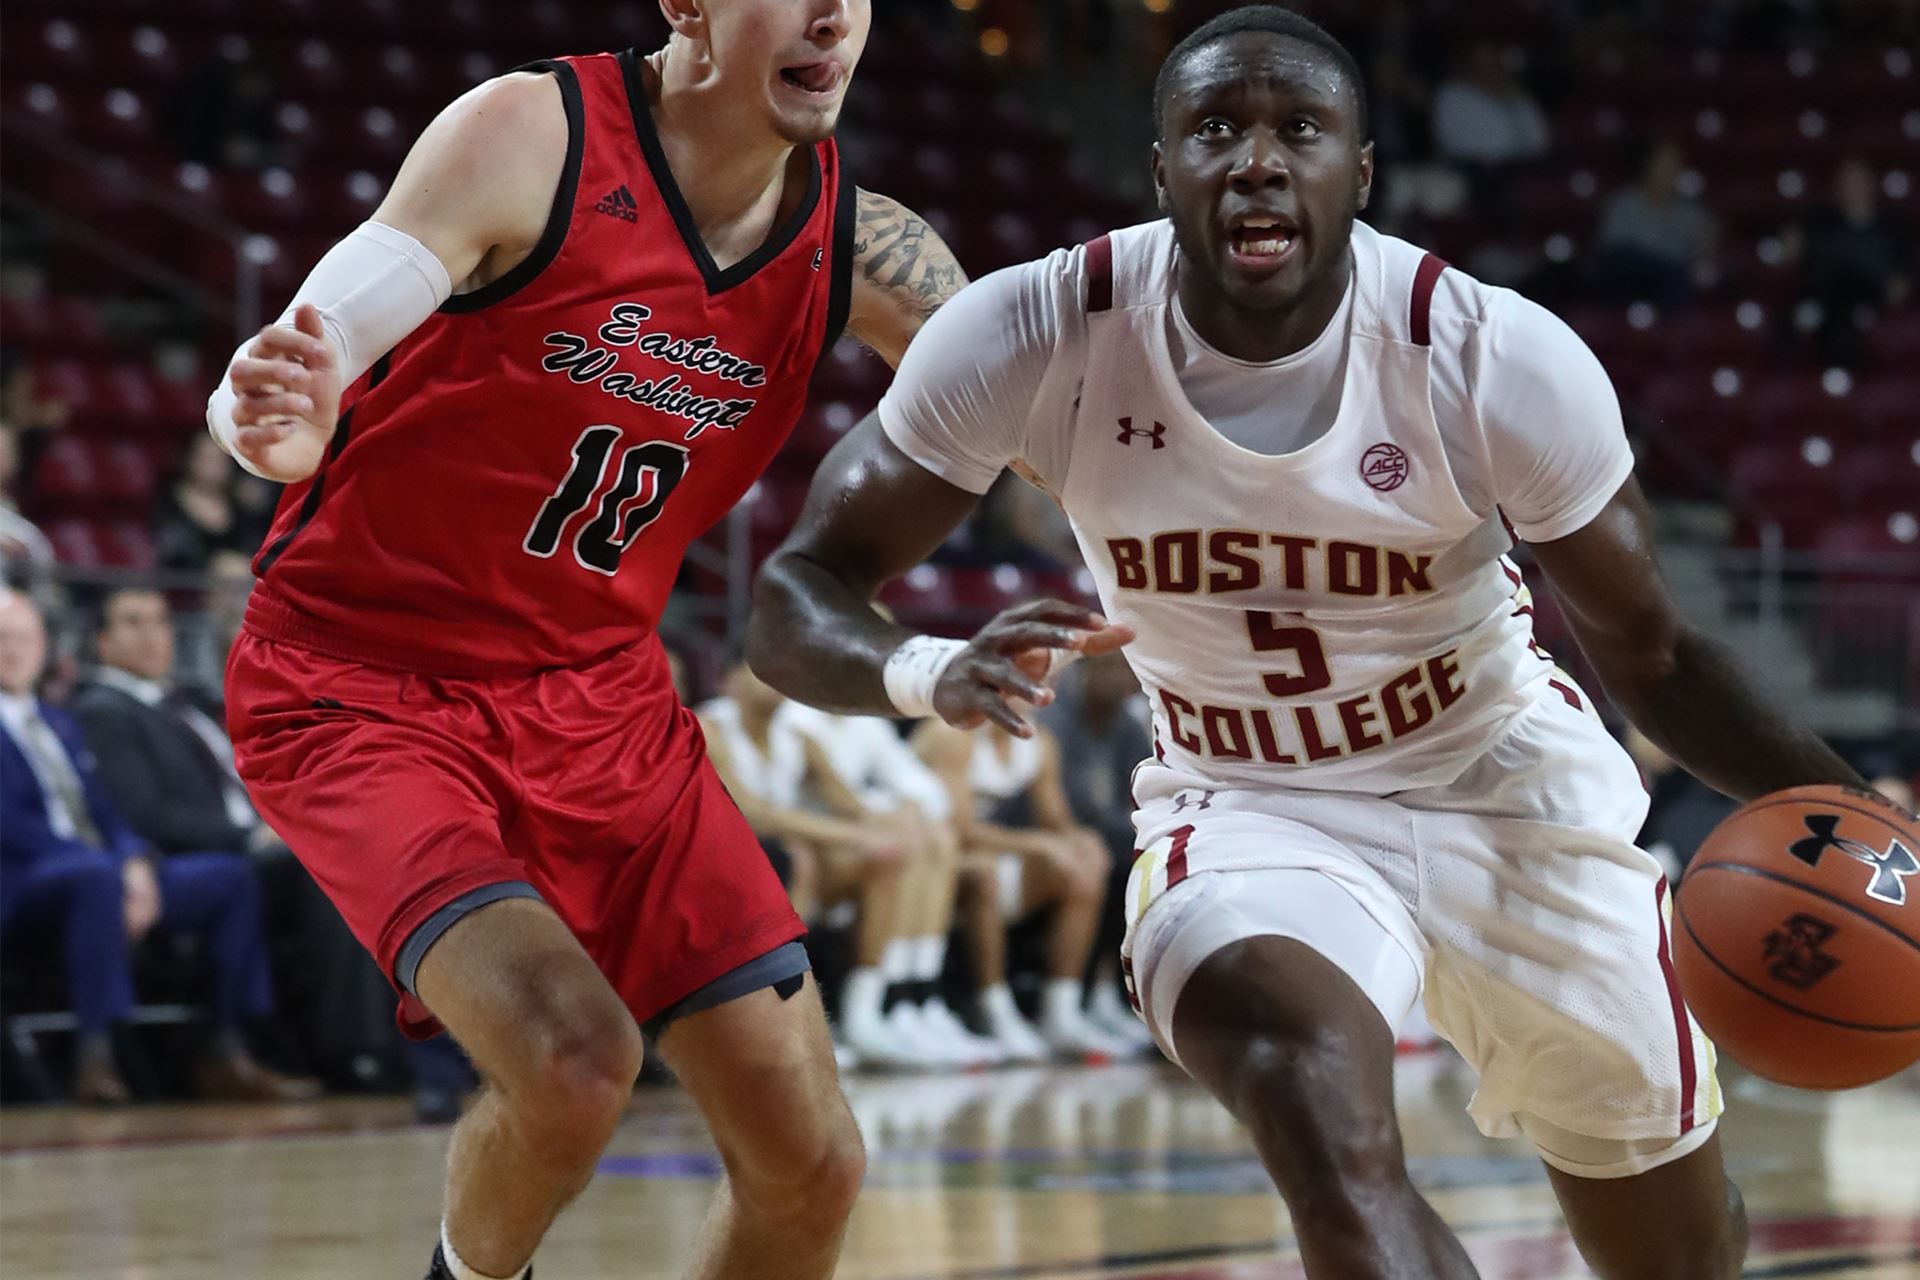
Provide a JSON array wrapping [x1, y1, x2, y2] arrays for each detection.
[[882, 635, 968, 718]]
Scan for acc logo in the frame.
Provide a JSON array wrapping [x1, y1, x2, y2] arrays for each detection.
[[1117, 417, 1167, 449], [1360, 443, 1409, 492], [1764, 913, 1841, 990], [1787, 813, 1919, 906]]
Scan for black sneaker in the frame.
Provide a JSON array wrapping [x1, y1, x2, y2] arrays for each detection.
[[427, 1244, 532, 1279]]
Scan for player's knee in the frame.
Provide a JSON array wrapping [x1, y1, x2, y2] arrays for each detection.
[[1230, 1032, 1409, 1206], [732, 1104, 866, 1231], [500, 991, 643, 1146]]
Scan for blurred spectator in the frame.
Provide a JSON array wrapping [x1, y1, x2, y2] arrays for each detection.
[[1431, 42, 1550, 169], [70, 588, 396, 1089], [1594, 139, 1719, 306], [2, 356, 69, 480], [1790, 157, 1914, 365], [154, 434, 245, 572], [915, 712, 1139, 1060], [0, 427, 55, 576], [176, 549, 256, 693], [699, 660, 945, 1068], [1623, 727, 1738, 880], [777, 701, 1000, 1065], [1037, 652, 1156, 1051], [0, 589, 318, 1105], [170, 49, 284, 170]]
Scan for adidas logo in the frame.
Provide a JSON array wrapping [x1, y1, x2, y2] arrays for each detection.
[[595, 184, 639, 223]]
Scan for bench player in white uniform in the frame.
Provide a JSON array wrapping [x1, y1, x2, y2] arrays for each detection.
[[745, 8, 1870, 1278]]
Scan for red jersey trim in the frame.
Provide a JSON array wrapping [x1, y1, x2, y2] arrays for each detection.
[[617, 49, 825, 296], [439, 59, 586, 315]]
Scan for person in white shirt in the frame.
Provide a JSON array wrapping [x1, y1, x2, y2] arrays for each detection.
[[700, 660, 967, 1068], [774, 700, 1003, 1064], [742, 7, 1879, 1277]]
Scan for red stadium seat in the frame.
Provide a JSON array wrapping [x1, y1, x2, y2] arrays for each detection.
[[45, 519, 103, 567]]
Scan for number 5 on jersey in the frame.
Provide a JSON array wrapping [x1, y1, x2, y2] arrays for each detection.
[[524, 426, 689, 576]]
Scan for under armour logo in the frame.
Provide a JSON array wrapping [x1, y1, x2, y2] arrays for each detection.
[[1117, 417, 1167, 449], [1788, 813, 1919, 906], [1763, 912, 1841, 990], [1171, 789, 1214, 814]]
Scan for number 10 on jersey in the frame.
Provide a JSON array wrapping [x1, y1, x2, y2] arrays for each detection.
[[524, 426, 690, 576]]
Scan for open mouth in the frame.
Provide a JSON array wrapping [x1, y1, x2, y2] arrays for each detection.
[[1226, 215, 1300, 269], [780, 62, 843, 96]]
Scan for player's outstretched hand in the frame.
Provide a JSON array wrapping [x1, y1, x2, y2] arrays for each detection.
[[227, 305, 345, 483], [933, 599, 1134, 737]]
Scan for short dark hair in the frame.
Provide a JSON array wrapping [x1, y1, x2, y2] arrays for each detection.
[[1154, 5, 1368, 139]]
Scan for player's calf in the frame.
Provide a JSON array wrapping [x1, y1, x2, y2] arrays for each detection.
[[1545, 1135, 1747, 1280]]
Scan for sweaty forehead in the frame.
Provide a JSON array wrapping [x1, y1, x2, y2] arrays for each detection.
[[1166, 32, 1349, 116]]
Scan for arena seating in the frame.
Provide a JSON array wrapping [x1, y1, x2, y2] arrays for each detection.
[[1, 0, 1912, 592]]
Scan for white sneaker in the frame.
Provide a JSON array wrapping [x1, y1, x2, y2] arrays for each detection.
[[982, 1002, 1052, 1064], [919, 999, 1009, 1066], [885, 1003, 977, 1068], [1086, 992, 1155, 1051], [1042, 1010, 1139, 1060], [842, 1009, 945, 1071]]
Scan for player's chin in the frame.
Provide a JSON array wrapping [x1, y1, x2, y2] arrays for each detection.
[[769, 101, 842, 146]]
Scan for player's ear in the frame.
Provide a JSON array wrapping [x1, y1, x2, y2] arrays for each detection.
[[1356, 140, 1375, 212], [658, 0, 707, 42], [1151, 142, 1171, 217]]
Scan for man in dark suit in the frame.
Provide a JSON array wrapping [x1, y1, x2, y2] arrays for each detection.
[[0, 588, 315, 1104], [72, 586, 414, 1099]]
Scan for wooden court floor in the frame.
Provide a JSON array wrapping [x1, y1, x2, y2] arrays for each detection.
[[2, 1057, 1916, 1279]]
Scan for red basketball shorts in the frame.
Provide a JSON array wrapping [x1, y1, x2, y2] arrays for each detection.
[[226, 630, 805, 1039]]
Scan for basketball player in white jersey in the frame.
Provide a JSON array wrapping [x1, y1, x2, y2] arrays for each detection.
[[745, 8, 1876, 1277]]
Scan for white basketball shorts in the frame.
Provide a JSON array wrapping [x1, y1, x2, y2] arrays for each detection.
[[1120, 690, 1722, 1179]]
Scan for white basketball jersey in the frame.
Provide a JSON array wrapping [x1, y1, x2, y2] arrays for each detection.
[[1064, 221, 1581, 793], [699, 697, 806, 809]]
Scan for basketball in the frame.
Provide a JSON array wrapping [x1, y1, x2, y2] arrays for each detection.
[[1673, 785, 1920, 1090]]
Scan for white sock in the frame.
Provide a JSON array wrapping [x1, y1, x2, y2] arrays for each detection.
[[441, 1222, 528, 1280], [843, 967, 886, 1025], [981, 983, 1021, 1020], [881, 938, 915, 983], [1041, 978, 1085, 1028], [912, 934, 947, 982]]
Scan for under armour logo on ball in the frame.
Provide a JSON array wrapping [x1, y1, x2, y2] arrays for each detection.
[[1117, 417, 1167, 449], [1788, 813, 1920, 906]]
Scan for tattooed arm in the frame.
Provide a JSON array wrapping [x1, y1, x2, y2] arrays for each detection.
[[845, 189, 968, 367]]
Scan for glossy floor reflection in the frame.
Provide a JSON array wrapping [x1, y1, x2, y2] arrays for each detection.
[[2, 1056, 1916, 1278]]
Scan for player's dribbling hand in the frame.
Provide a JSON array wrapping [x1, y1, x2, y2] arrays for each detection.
[[933, 600, 1134, 737], [227, 305, 345, 483]]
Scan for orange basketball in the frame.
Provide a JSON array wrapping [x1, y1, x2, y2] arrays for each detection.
[[1672, 784, 1920, 1090]]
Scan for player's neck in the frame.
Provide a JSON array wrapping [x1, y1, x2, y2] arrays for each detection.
[[644, 49, 806, 259], [1174, 247, 1353, 364], [739, 700, 778, 743]]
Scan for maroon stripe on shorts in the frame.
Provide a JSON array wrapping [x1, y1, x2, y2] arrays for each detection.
[[1654, 878, 1698, 1134], [1164, 824, 1195, 890], [1409, 252, 1448, 347], [1548, 677, 1584, 710], [1085, 235, 1114, 313]]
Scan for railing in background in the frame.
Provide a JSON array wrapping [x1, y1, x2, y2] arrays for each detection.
[[1, 114, 263, 344]]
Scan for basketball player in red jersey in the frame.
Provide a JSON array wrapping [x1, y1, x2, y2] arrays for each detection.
[[205, 4, 966, 1278]]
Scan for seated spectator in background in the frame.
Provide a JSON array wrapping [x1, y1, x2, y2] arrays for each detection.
[[1, 355, 69, 479], [153, 434, 245, 573], [69, 587, 391, 1091], [1036, 652, 1157, 1053], [1594, 139, 1718, 306], [1431, 41, 1550, 170], [1623, 727, 1738, 881], [915, 711, 1138, 1061], [1854, 749, 1915, 813], [1792, 157, 1914, 364], [0, 589, 316, 1105], [699, 660, 950, 1068], [777, 698, 1002, 1065], [0, 426, 54, 578]]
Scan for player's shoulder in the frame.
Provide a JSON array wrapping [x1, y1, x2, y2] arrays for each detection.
[[1358, 225, 1587, 365]]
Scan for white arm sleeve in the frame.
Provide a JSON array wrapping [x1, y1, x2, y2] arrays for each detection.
[[207, 221, 454, 474], [1473, 291, 1636, 543], [877, 250, 1082, 495]]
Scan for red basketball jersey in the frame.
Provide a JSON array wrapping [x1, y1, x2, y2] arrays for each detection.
[[244, 50, 856, 675]]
